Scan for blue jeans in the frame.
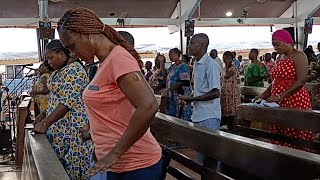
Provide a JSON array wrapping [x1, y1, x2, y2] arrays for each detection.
[[195, 118, 221, 171], [194, 118, 221, 131], [90, 161, 107, 180], [107, 159, 162, 180]]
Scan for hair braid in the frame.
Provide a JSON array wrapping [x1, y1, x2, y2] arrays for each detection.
[[57, 7, 141, 62], [46, 39, 70, 59]]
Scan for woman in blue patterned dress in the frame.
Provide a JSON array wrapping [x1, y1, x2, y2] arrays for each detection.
[[166, 48, 192, 121], [33, 40, 93, 180]]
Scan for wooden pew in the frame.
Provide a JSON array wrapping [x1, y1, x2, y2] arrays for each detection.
[[151, 113, 320, 180], [15, 97, 32, 167], [22, 130, 69, 180], [239, 83, 320, 108], [239, 86, 266, 103], [305, 83, 320, 109], [236, 105, 320, 151]]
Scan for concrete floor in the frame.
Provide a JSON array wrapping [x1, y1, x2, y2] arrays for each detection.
[[0, 161, 21, 180]]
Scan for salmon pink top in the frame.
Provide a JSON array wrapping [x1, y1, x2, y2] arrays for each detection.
[[83, 45, 161, 172]]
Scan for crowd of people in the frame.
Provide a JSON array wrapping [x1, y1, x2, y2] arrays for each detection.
[[28, 6, 320, 180]]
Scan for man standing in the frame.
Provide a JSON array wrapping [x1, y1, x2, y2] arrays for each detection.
[[210, 49, 223, 71], [232, 51, 241, 71], [180, 33, 221, 130]]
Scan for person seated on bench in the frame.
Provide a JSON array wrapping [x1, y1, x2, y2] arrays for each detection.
[[254, 29, 314, 152]]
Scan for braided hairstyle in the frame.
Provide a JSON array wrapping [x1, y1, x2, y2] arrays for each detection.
[[46, 39, 71, 59], [57, 7, 140, 62], [169, 48, 182, 56], [45, 39, 70, 67]]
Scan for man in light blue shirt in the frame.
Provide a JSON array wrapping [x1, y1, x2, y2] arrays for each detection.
[[180, 33, 221, 130], [232, 51, 241, 71]]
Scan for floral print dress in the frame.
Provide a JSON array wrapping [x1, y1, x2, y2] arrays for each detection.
[[46, 61, 93, 180], [34, 73, 50, 112], [166, 63, 192, 121], [221, 65, 240, 117]]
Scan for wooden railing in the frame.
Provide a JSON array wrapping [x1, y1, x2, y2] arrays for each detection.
[[22, 131, 69, 180], [239, 83, 320, 108], [236, 105, 320, 152], [15, 96, 32, 167], [151, 113, 320, 179]]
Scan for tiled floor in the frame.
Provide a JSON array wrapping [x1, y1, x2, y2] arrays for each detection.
[[0, 160, 21, 180]]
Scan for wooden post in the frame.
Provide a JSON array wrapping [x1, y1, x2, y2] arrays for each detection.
[[15, 97, 31, 167]]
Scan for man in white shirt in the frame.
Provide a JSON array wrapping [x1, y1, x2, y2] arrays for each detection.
[[179, 33, 221, 130]]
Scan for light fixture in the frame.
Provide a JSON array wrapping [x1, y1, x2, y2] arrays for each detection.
[[226, 12, 233, 17]]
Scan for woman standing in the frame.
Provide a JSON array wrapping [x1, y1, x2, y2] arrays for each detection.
[[244, 48, 269, 87], [33, 40, 93, 179], [166, 48, 192, 121], [57, 7, 162, 179], [221, 51, 240, 132], [255, 29, 314, 151], [149, 54, 166, 95], [30, 60, 53, 112]]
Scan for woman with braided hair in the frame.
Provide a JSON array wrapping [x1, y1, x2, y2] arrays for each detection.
[[32, 39, 93, 179], [57, 7, 162, 179]]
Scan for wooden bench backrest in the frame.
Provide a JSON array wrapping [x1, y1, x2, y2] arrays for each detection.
[[151, 113, 320, 179], [237, 105, 320, 132], [239, 86, 266, 97]]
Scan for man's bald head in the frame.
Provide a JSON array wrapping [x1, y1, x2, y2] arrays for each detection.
[[188, 33, 210, 58], [118, 31, 135, 47], [191, 33, 209, 49]]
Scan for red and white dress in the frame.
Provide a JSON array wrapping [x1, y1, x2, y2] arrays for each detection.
[[270, 56, 314, 152]]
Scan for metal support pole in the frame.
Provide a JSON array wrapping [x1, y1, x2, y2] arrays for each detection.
[[39, 0, 48, 20]]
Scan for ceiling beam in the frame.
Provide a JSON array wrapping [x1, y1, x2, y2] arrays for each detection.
[[170, 0, 200, 20], [278, 0, 320, 28], [0, 17, 317, 28], [168, 0, 200, 34], [194, 18, 296, 26], [0, 18, 179, 27], [280, 0, 320, 19]]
